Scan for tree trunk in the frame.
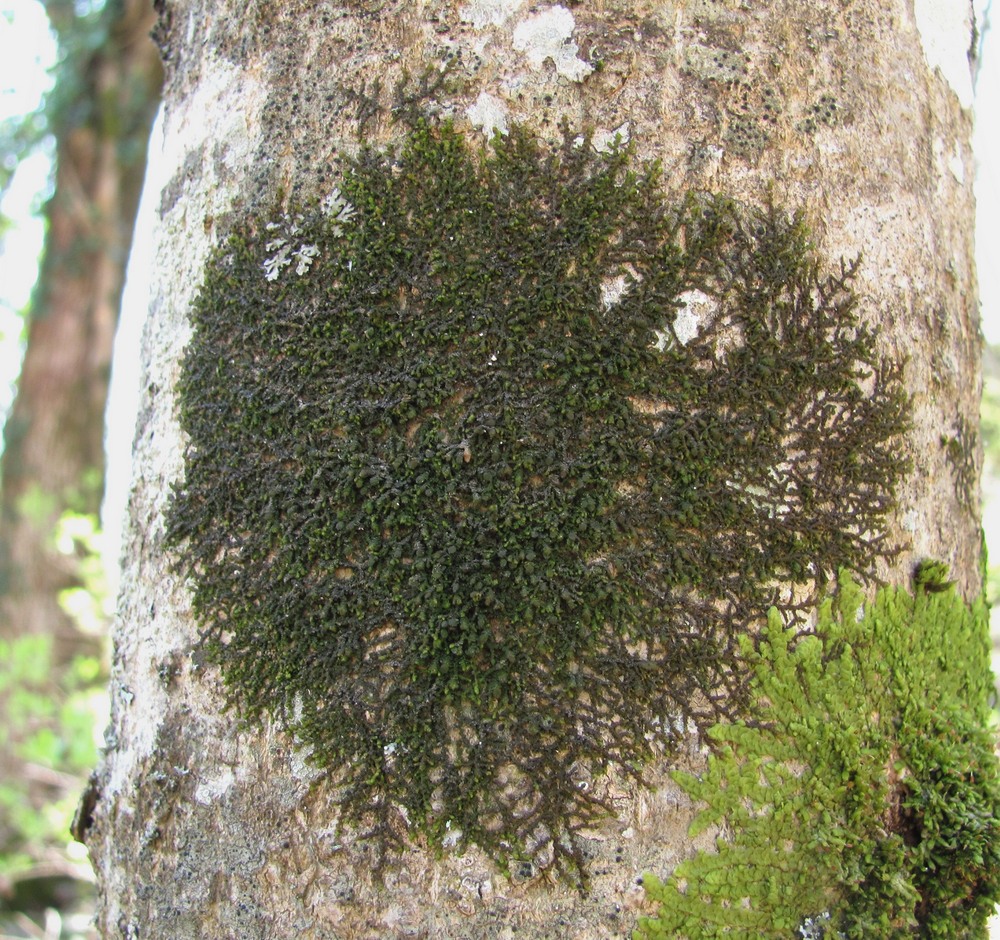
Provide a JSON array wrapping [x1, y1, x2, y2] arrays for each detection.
[[0, 0, 162, 652], [0, 0, 160, 916], [85, 1, 984, 937]]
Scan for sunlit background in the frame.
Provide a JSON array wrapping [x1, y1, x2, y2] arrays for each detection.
[[1, 0, 999, 937], [1, 4, 115, 938]]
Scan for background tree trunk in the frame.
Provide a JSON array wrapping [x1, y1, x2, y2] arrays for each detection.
[[0, 0, 162, 652], [0, 0, 160, 919], [85, 1, 981, 937]]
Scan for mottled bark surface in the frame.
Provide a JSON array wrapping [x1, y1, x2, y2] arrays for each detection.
[[87, 1, 979, 937]]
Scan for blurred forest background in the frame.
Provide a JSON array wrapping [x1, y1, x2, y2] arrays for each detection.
[[0, 1, 996, 938], [0, 0, 159, 935]]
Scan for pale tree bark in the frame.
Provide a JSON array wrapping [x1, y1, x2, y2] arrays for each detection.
[[85, 1, 981, 937]]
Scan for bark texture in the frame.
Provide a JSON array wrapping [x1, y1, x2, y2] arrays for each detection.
[[87, 1, 980, 937]]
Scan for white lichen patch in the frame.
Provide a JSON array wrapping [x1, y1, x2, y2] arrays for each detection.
[[263, 240, 292, 281], [382, 905, 406, 929], [652, 328, 671, 352], [654, 289, 716, 349], [948, 142, 965, 183], [293, 243, 319, 275], [262, 217, 303, 281], [466, 90, 510, 138], [263, 193, 354, 281], [288, 745, 321, 783], [673, 306, 701, 346], [593, 122, 631, 154], [798, 911, 834, 939], [194, 769, 235, 805], [442, 821, 464, 848], [933, 137, 967, 193], [321, 187, 356, 227], [459, 0, 524, 28], [512, 5, 593, 82], [601, 274, 631, 310], [701, 144, 724, 175], [913, 0, 974, 109]]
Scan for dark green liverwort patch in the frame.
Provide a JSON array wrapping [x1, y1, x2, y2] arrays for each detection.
[[167, 121, 910, 879], [941, 414, 978, 515]]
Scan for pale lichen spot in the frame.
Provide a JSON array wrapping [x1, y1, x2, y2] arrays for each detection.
[[601, 273, 630, 310], [459, 0, 524, 29], [466, 90, 510, 138], [193, 769, 235, 805], [676, 289, 716, 344], [293, 243, 319, 276], [382, 906, 406, 930], [264, 199, 354, 281], [512, 5, 594, 82], [320, 187, 356, 234], [673, 307, 700, 346], [263, 241, 292, 281], [934, 137, 967, 190], [593, 122, 631, 154], [288, 745, 321, 782], [799, 911, 834, 939], [442, 821, 463, 848], [652, 290, 715, 349]]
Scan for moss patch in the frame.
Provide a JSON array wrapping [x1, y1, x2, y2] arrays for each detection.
[[637, 571, 1000, 939], [167, 121, 909, 878], [941, 414, 978, 515]]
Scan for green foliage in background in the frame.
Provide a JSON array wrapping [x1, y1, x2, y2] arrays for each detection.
[[0, 508, 107, 933], [54, 510, 109, 635], [980, 364, 1000, 611], [0, 634, 102, 879], [637, 571, 1000, 939], [1, 0, 153, 297], [0, 0, 106, 242]]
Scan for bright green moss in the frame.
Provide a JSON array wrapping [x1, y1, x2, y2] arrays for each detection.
[[637, 572, 1000, 939], [167, 120, 910, 879]]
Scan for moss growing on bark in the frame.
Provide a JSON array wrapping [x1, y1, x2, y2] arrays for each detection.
[[167, 121, 909, 878], [637, 571, 1000, 939], [941, 414, 978, 515]]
